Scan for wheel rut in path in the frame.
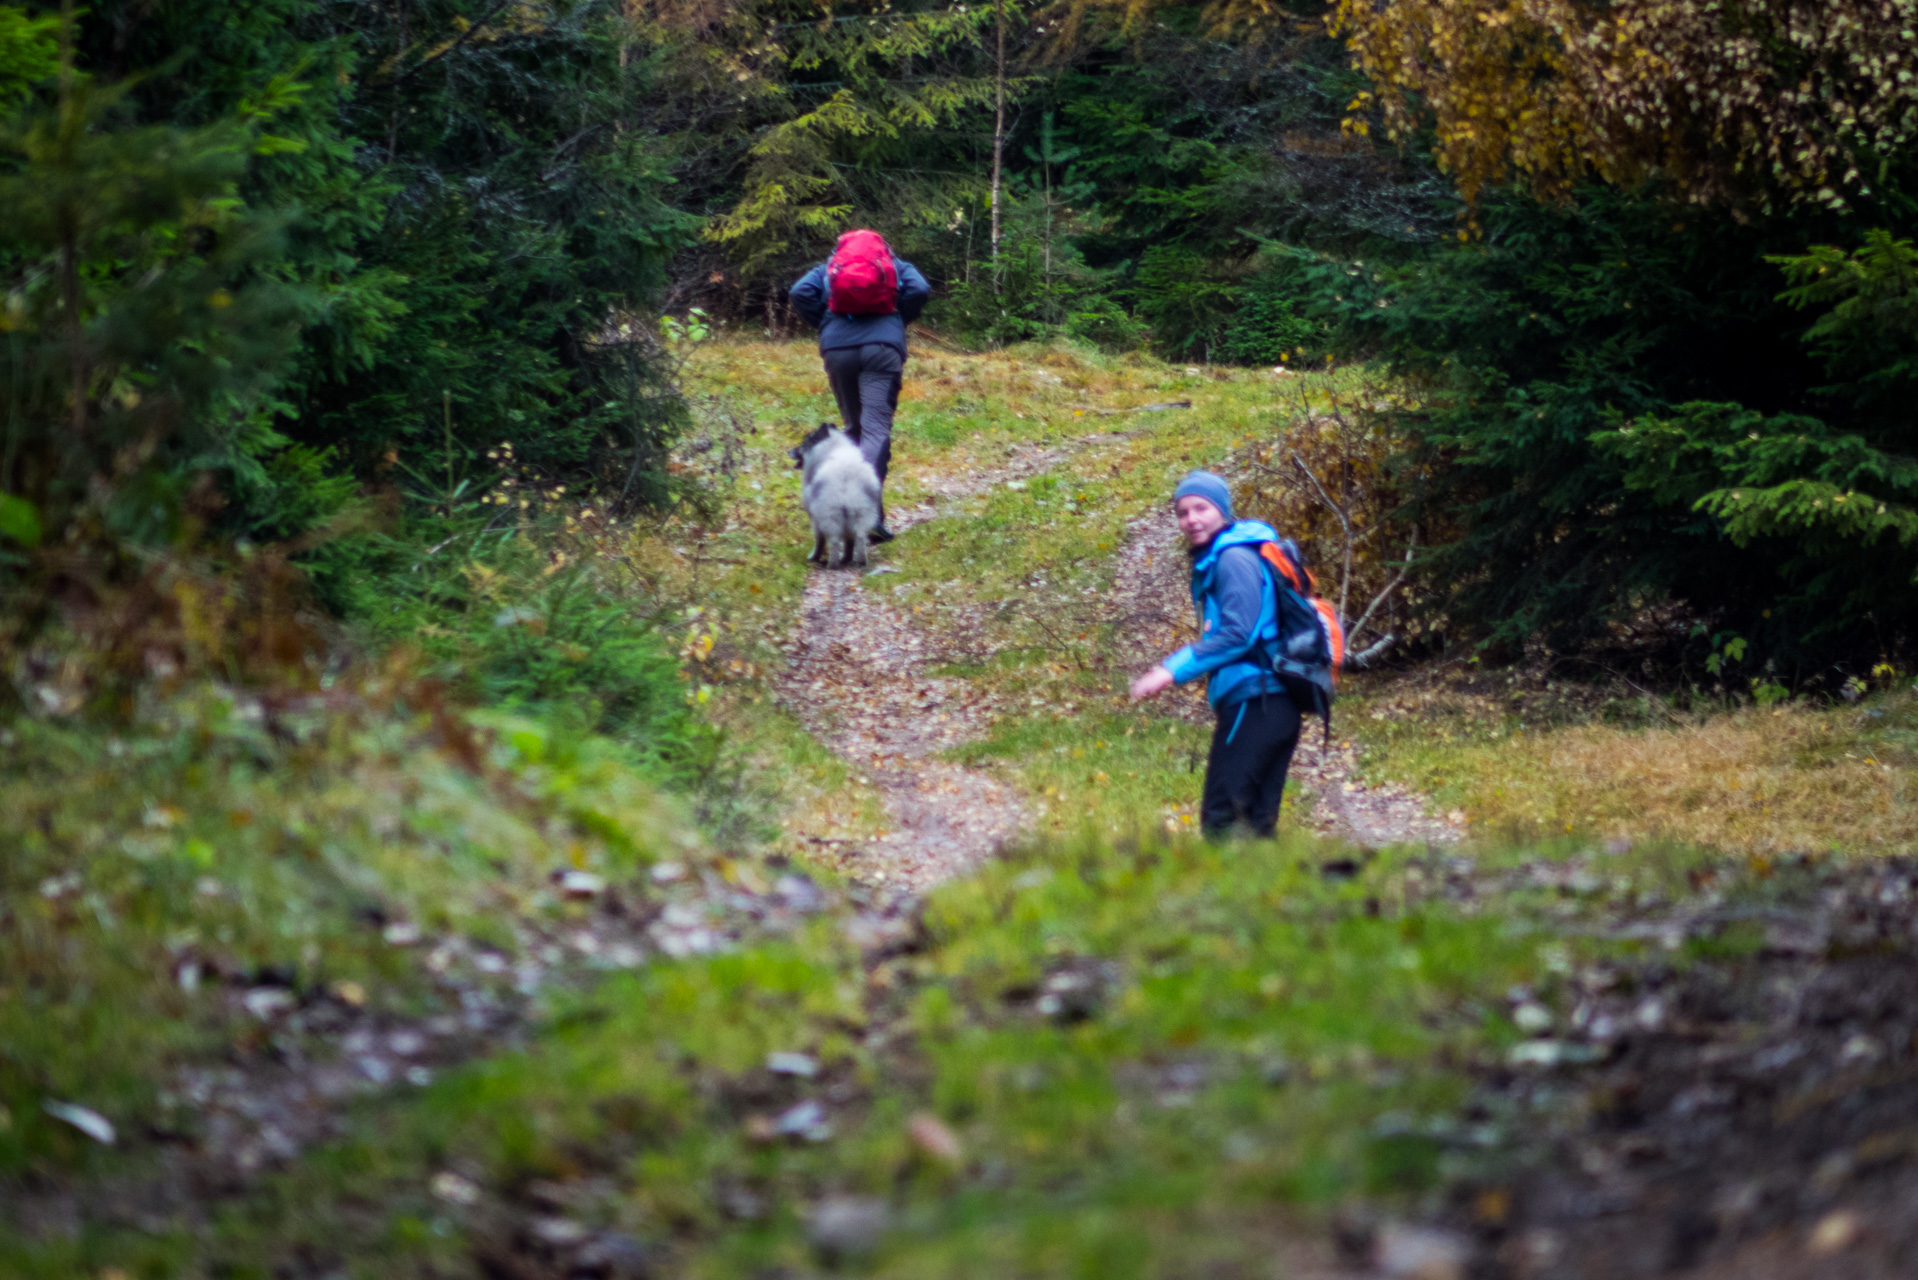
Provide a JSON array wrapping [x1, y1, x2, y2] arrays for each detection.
[[1109, 506, 1461, 849], [776, 434, 1134, 892]]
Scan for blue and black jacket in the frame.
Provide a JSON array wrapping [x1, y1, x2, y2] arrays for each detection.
[[1162, 520, 1290, 714], [789, 257, 932, 358]]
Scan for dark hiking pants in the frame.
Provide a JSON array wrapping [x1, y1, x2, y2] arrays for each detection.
[[823, 342, 902, 487], [1201, 693, 1301, 839]]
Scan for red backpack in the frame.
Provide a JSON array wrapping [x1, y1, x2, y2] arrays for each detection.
[[826, 229, 899, 315]]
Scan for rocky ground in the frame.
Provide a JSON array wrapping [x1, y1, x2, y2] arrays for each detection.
[[1300, 853, 1918, 1280]]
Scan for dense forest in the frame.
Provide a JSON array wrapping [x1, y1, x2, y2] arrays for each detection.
[[8, 4, 1918, 1276]]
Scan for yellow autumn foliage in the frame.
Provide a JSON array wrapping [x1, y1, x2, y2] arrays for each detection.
[[1327, 0, 1918, 209]]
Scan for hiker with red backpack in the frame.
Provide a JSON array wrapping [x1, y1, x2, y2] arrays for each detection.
[[1129, 471, 1345, 839], [789, 229, 932, 544]]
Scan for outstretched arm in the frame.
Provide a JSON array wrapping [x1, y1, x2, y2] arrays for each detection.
[[1161, 546, 1267, 685], [789, 265, 829, 330]]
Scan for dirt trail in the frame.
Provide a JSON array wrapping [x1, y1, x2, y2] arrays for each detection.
[[1110, 507, 1461, 848], [774, 437, 1126, 891], [778, 434, 1456, 894]]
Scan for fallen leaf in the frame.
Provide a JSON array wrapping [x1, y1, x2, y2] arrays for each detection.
[[907, 1112, 964, 1164], [1808, 1209, 1860, 1255]]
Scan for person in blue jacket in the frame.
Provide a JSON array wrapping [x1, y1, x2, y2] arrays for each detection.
[[1130, 471, 1301, 838], [790, 240, 932, 543]]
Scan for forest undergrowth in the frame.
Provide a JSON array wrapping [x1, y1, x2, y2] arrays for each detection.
[[7, 341, 1918, 1280]]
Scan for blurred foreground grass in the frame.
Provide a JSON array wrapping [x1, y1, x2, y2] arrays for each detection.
[[63, 826, 1646, 1280], [0, 674, 693, 1181]]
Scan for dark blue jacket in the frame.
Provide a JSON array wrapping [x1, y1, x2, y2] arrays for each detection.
[[1163, 520, 1289, 710], [789, 256, 932, 357]]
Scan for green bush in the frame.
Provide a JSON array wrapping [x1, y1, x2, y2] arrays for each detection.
[[1216, 272, 1318, 366], [55, 0, 695, 541], [1307, 184, 1917, 668], [334, 508, 709, 788]]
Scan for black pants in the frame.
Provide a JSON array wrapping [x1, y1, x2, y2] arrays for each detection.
[[822, 342, 902, 486], [1200, 693, 1301, 839]]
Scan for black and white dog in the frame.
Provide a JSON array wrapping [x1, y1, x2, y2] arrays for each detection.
[[789, 424, 882, 568]]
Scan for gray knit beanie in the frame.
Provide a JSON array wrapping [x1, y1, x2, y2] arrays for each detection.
[[1172, 470, 1234, 522]]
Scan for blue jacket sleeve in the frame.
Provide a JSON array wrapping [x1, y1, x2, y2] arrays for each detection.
[[1163, 546, 1268, 684], [789, 264, 829, 330], [894, 258, 931, 323]]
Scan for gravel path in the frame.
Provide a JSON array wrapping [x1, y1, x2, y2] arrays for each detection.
[[772, 438, 1126, 891]]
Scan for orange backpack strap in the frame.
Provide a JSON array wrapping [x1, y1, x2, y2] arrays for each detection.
[[1259, 542, 1305, 593]]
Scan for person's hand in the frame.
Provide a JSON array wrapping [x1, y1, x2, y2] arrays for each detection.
[[1129, 666, 1175, 702]]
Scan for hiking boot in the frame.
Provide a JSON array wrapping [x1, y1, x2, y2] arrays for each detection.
[[870, 524, 896, 544]]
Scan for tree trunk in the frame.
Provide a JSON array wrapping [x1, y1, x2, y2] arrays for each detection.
[[61, 230, 84, 445], [988, 0, 1006, 281], [58, 0, 84, 446], [390, 0, 408, 159]]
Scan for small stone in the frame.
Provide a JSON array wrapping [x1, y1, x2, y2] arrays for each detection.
[[243, 988, 297, 1020], [430, 1170, 482, 1205], [1375, 1223, 1469, 1280], [773, 1099, 832, 1141], [572, 1231, 650, 1278], [1512, 1002, 1553, 1034], [556, 869, 605, 899], [1840, 1033, 1884, 1065], [530, 1216, 589, 1247], [331, 979, 367, 1007], [383, 921, 422, 946], [808, 1195, 889, 1260], [1807, 1209, 1860, 1256], [1512, 1227, 1563, 1271], [649, 861, 685, 884], [767, 1051, 818, 1077], [1508, 1040, 1600, 1068], [659, 902, 703, 928], [603, 943, 645, 968]]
